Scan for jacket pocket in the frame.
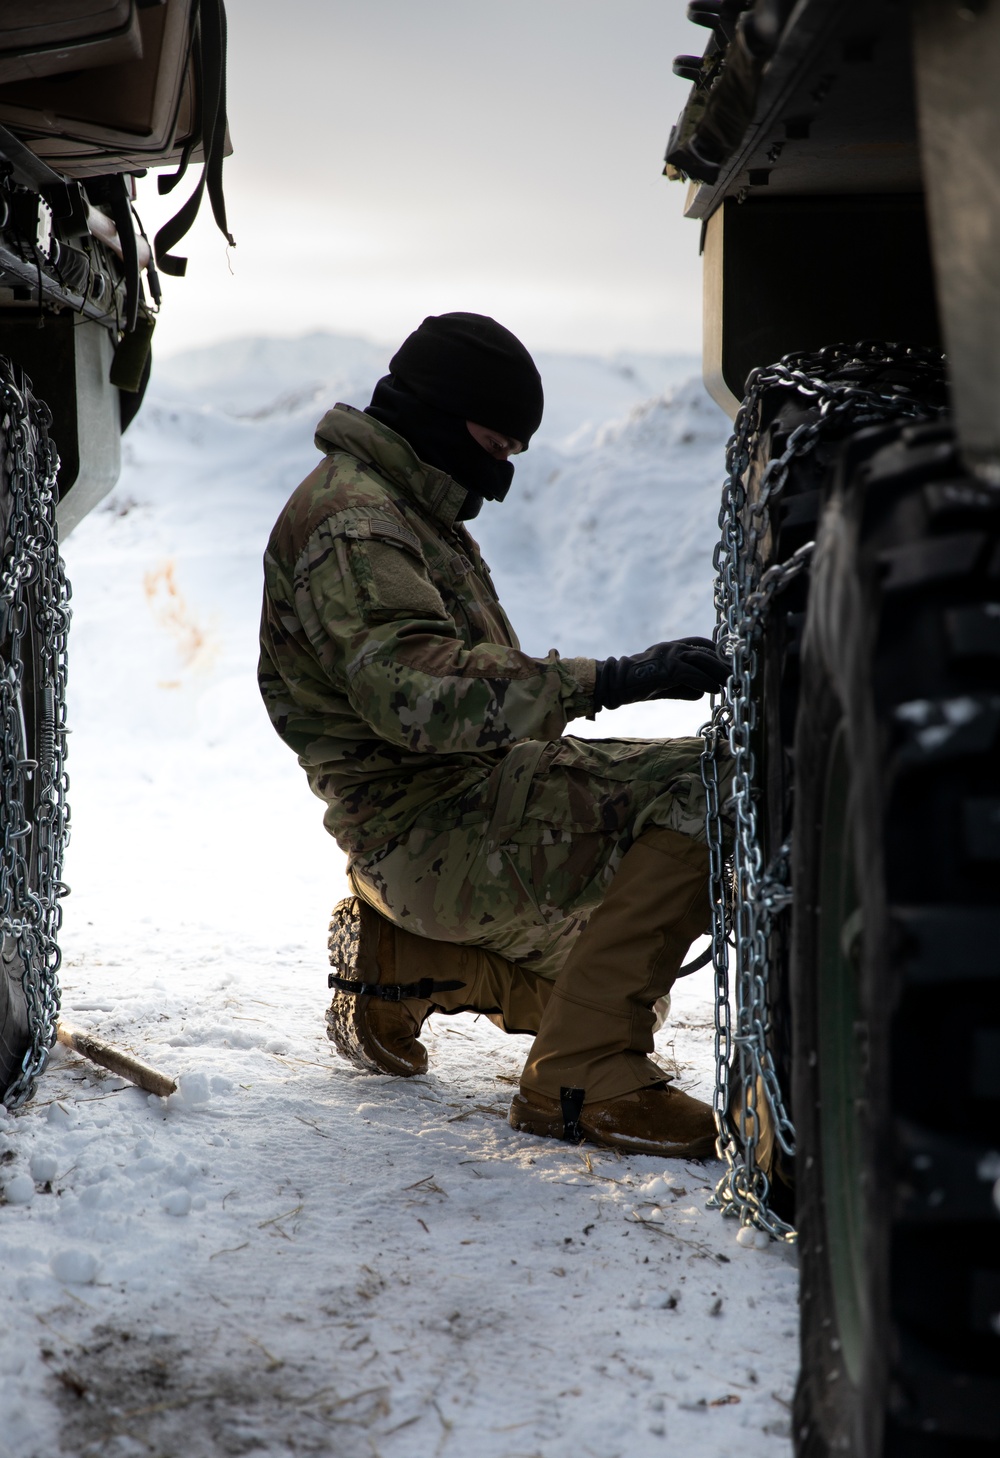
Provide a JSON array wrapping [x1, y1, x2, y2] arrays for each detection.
[[483, 739, 550, 849]]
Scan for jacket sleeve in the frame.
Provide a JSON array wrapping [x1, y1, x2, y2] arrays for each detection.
[[297, 514, 596, 753]]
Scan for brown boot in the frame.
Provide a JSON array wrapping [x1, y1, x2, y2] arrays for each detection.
[[515, 827, 715, 1140], [509, 1081, 715, 1158], [326, 897, 437, 1076], [326, 896, 552, 1077]]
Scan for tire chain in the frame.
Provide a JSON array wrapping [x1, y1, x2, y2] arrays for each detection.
[[0, 355, 71, 1111], [700, 341, 946, 1240]]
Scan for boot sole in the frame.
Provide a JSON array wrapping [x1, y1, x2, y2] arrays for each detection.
[[326, 896, 425, 1078], [508, 1092, 717, 1160]]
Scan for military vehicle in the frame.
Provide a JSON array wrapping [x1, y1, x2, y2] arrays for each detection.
[[664, 1, 999, 1454], [2, 2, 995, 1451], [0, 0, 232, 1108]]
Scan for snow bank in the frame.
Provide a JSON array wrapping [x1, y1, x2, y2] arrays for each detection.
[[476, 378, 730, 658], [0, 334, 797, 1457]]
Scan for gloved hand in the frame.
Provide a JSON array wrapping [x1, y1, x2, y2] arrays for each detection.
[[593, 637, 728, 711]]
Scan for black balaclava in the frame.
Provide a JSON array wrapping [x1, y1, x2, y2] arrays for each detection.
[[364, 312, 544, 520]]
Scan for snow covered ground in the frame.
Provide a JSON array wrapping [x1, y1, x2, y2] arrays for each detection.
[[0, 334, 798, 1457]]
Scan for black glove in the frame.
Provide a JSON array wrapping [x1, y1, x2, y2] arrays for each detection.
[[593, 637, 728, 711]]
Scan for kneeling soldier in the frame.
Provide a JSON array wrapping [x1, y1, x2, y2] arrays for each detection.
[[258, 312, 730, 1157]]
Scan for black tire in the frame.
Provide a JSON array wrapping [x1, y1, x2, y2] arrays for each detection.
[[0, 371, 62, 1103], [791, 419, 1000, 1456], [0, 607, 44, 1095], [734, 358, 938, 1218]]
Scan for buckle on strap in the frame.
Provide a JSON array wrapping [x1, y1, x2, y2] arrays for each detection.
[[327, 973, 464, 1002], [559, 1086, 586, 1142]]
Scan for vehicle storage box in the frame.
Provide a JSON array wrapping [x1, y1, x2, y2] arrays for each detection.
[[0, 0, 201, 177], [0, 2, 141, 87]]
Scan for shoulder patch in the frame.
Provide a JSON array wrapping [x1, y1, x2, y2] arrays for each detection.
[[341, 517, 422, 557]]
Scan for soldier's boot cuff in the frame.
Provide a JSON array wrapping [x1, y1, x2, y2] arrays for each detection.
[[391, 922, 553, 1036], [326, 896, 439, 1077], [327, 896, 553, 1076]]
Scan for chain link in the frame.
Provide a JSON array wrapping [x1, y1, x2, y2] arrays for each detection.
[[700, 342, 945, 1240], [0, 355, 71, 1110]]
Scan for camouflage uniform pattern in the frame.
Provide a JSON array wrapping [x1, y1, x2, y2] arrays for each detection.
[[350, 733, 718, 981], [259, 405, 595, 860], [260, 406, 728, 979]]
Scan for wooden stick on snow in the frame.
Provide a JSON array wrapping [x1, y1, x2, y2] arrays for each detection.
[[55, 1022, 178, 1098]]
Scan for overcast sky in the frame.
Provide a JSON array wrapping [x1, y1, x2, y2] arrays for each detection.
[[139, 1, 704, 360]]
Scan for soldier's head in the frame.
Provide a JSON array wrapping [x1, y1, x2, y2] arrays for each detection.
[[365, 312, 544, 518]]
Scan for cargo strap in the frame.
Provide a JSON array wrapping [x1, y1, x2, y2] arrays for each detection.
[[328, 973, 465, 1003], [559, 1086, 586, 1142], [106, 175, 141, 332], [677, 945, 713, 976], [155, 0, 235, 276]]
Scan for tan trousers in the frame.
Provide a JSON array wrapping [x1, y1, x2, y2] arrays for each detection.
[[371, 826, 710, 1104], [387, 917, 554, 1036], [519, 827, 711, 1103]]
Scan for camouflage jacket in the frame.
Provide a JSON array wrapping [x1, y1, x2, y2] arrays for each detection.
[[258, 405, 596, 859]]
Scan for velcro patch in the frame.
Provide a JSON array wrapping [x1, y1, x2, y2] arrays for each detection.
[[341, 516, 422, 556]]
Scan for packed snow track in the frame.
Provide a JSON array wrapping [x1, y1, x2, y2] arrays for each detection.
[[0, 335, 798, 1457]]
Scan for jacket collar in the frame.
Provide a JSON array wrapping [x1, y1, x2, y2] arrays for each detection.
[[315, 403, 468, 529]]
